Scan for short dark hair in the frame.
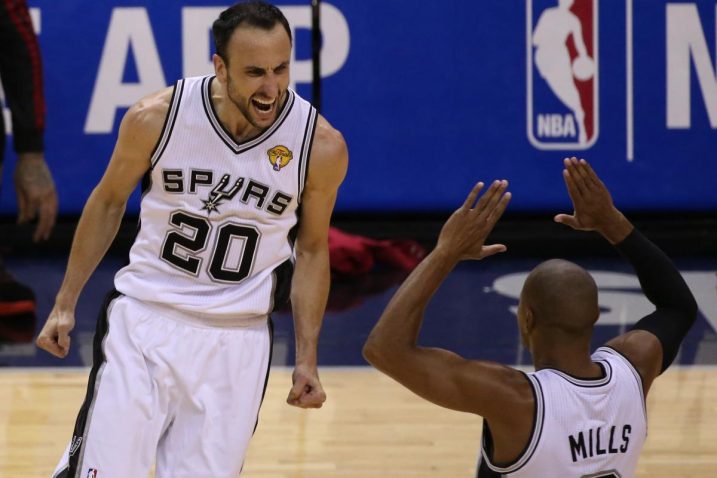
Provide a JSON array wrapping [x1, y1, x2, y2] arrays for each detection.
[[212, 1, 292, 64]]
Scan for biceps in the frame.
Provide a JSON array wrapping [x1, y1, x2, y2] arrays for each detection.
[[296, 189, 337, 250]]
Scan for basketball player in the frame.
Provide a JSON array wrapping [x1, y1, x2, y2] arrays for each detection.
[[364, 158, 696, 477], [36, 2, 347, 477]]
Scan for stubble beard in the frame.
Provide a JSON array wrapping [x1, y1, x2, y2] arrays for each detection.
[[226, 75, 279, 132]]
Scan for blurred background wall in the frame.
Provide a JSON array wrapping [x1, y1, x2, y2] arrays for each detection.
[[1, 0, 715, 249]]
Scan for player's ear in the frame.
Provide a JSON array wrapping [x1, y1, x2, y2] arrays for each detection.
[[524, 307, 536, 334], [213, 54, 227, 84]]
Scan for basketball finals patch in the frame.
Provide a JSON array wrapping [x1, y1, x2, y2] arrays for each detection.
[[267, 145, 293, 171]]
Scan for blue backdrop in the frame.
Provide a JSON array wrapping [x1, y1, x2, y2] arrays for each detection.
[[1, 0, 715, 215]]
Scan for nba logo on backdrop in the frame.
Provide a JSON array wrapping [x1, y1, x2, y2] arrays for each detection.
[[86, 469, 98, 478], [527, 0, 598, 149]]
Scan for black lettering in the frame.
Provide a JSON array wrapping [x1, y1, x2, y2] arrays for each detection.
[[241, 180, 270, 208], [568, 432, 587, 463], [596, 427, 606, 455], [163, 169, 184, 193], [589, 428, 594, 457], [608, 425, 619, 453], [190, 170, 214, 193], [267, 191, 293, 215], [620, 424, 631, 453]]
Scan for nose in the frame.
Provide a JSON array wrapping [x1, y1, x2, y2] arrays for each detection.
[[261, 73, 279, 99]]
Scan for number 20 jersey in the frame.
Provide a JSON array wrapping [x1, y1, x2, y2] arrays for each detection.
[[114, 76, 317, 320]]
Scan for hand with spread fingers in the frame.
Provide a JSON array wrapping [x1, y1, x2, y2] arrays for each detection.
[[436, 179, 512, 262], [554, 157, 632, 244]]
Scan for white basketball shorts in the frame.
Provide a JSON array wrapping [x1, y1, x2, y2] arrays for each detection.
[[52, 291, 272, 478]]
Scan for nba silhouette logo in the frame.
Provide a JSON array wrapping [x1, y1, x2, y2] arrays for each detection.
[[87, 469, 98, 478], [527, 0, 598, 149]]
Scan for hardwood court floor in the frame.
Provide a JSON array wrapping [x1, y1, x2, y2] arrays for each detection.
[[1, 367, 715, 477]]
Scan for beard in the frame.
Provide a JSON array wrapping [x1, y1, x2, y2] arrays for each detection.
[[226, 75, 281, 131]]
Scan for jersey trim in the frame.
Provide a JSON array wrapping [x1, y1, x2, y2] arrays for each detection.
[[481, 373, 546, 475], [150, 79, 184, 169], [201, 76, 296, 154], [597, 346, 648, 429], [541, 360, 612, 388], [297, 106, 318, 202]]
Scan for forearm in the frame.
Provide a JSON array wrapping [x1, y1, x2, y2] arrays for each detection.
[[290, 246, 330, 366], [0, 2, 45, 152], [55, 190, 125, 309], [615, 228, 696, 313], [364, 247, 457, 364]]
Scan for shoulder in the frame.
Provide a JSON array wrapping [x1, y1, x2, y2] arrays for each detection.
[[604, 330, 662, 396], [306, 115, 348, 190], [118, 86, 175, 153]]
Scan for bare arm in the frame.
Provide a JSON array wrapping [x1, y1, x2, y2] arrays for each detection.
[[286, 115, 347, 408], [35, 88, 171, 358], [363, 182, 531, 419]]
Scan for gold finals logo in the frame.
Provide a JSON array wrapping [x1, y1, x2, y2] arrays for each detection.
[[267, 145, 293, 171]]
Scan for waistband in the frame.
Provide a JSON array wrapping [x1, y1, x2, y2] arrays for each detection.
[[120, 295, 269, 329]]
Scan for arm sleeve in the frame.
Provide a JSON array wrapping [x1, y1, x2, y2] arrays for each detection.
[[0, 0, 45, 155], [616, 229, 698, 372]]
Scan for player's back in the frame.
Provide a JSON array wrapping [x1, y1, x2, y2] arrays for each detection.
[[478, 347, 647, 477]]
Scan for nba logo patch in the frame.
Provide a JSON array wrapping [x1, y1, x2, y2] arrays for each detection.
[[87, 469, 98, 478], [527, 0, 598, 149]]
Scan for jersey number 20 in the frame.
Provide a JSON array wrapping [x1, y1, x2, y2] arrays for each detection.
[[160, 211, 259, 283]]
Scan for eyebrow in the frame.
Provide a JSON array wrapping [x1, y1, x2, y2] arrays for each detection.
[[244, 61, 290, 73]]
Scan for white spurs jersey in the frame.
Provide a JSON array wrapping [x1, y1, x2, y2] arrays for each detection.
[[478, 347, 647, 478], [115, 76, 317, 320]]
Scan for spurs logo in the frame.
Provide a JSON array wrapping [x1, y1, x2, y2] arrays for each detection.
[[69, 435, 83, 456], [201, 174, 243, 214]]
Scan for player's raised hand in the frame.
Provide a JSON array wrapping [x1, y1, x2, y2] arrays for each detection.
[[554, 157, 631, 243], [287, 363, 326, 409], [436, 179, 511, 262], [36, 306, 75, 358]]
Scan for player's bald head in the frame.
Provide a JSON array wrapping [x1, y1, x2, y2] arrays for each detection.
[[521, 259, 598, 336]]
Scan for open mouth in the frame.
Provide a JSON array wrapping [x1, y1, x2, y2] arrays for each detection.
[[251, 97, 276, 114]]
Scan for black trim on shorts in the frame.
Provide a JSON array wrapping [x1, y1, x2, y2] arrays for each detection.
[[63, 289, 122, 477]]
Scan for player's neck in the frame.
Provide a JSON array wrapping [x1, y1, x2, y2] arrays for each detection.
[[210, 81, 263, 142], [532, 341, 603, 379]]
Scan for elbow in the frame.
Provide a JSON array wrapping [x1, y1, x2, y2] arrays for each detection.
[[674, 284, 698, 324], [363, 331, 393, 371], [362, 334, 382, 367]]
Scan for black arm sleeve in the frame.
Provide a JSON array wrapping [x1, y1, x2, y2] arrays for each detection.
[[0, 0, 45, 158], [616, 229, 698, 373]]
